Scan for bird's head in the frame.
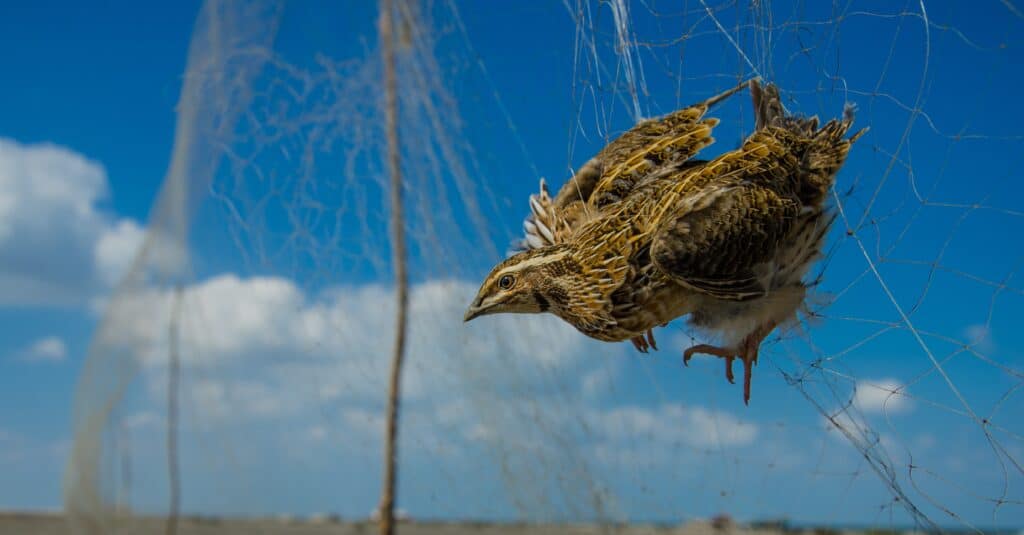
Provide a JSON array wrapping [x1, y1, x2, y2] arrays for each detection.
[[464, 245, 576, 322]]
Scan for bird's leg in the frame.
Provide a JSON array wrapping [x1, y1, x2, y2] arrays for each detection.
[[735, 321, 777, 405], [683, 320, 777, 405]]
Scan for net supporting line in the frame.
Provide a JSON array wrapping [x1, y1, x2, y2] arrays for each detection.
[[445, 0, 541, 180], [830, 186, 1024, 527], [790, 373, 941, 532], [609, 0, 648, 122], [697, 0, 762, 79], [854, 0, 931, 232], [834, 186, 984, 417], [1000, 0, 1024, 20]]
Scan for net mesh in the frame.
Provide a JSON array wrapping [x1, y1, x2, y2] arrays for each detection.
[[65, 0, 1023, 532]]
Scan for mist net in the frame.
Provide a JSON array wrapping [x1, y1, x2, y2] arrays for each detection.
[[65, 0, 1023, 532]]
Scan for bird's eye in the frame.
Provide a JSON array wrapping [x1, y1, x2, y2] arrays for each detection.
[[498, 274, 515, 290]]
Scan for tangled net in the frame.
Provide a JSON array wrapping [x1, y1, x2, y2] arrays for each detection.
[[65, 0, 1023, 533]]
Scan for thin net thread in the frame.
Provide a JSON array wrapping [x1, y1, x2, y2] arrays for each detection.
[[65, 0, 1023, 532]]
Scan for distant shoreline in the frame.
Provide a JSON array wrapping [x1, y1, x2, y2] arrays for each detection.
[[1, 511, 1020, 535]]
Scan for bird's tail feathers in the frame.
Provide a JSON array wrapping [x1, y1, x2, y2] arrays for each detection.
[[751, 79, 868, 143], [797, 101, 867, 204], [750, 80, 867, 202], [751, 79, 788, 131], [803, 104, 866, 183], [751, 79, 831, 137]]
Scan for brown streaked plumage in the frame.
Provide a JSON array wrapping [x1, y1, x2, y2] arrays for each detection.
[[466, 79, 864, 404]]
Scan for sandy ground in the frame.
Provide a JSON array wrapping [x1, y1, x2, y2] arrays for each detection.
[[0, 512, 817, 535]]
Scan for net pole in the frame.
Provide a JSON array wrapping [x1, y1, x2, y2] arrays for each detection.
[[165, 285, 183, 535], [377, 0, 408, 533]]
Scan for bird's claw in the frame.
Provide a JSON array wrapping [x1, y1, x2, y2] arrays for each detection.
[[645, 329, 658, 351], [630, 329, 659, 354]]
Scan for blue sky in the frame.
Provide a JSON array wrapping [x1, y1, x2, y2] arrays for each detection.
[[1, 0, 1022, 530]]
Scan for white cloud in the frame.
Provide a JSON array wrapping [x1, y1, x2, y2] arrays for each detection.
[[0, 140, 107, 244], [964, 324, 994, 352], [92, 272, 768, 489], [591, 404, 758, 449], [853, 378, 912, 414], [307, 426, 328, 441], [107, 275, 603, 404], [93, 219, 146, 287], [97, 271, 636, 481], [341, 407, 385, 437], [0, 138, 153, 305], [19, 336, 68, 362], [123, 412, 159, 430], [192, 378, 301, 420], [102, 274, 307, 367], [581, 364, 617, 399], [583, 403, 759, 470]]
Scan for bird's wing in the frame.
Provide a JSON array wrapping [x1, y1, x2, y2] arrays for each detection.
[[649, 131, 803, 301], [571, 79, 756, 211], [650, 80, 863, 300], [513, 79, 753, 253]]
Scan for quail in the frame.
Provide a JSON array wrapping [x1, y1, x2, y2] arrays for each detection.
[[465, 79, 864, 404]]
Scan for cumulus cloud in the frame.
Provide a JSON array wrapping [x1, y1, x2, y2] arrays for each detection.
[[964, 324, 994, 352], [93, 272, 769, 489], [17, 336, 67, 363], [104, 272, 634, 473], [93, 219, 147, 287], [853, 378, 912, 414], [581, 364, 618, 399], [0, 138, 157, 306], [591, 404, 758, 450], [109, 275, 603, 406], [193, 379, 303, 421], [584, 404, 759, 469]]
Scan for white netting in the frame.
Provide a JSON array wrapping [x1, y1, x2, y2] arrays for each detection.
[[65, 0, 1023, 532]]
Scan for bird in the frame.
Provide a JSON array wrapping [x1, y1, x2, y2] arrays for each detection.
[[464, 79, 864, 404]]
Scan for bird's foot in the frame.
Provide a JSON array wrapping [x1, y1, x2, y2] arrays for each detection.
[[682, 322, 777, 405], [683, 344, 754, 404], [630, 329, 659, 354], [683, 344, 740, 384]]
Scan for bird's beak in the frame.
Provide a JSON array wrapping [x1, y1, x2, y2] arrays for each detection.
[[463, 304, 482, 322], [463, 306, 482, 323], [463, 297, 487, 323]]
